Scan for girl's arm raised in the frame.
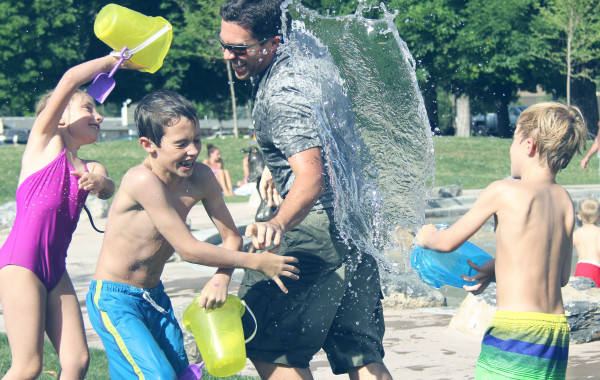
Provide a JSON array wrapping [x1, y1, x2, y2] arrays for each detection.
[[27, 56, 117, 151]]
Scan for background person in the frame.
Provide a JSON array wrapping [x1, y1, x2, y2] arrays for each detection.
[[580, 121, 600, 170], [573, 198, 600, 287], [203, 143, 235, 196]]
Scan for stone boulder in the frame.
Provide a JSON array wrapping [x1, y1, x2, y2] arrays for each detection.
[[430, 185, 462, 198], [0, 201, 16, 231], [448, 277, 600, 343], [381, 269, 447, 309], [84, 196, 109, 219]]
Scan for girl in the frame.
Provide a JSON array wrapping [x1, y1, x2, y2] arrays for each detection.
[[203, 144, 235, 196], [0, 55, 125, 379]]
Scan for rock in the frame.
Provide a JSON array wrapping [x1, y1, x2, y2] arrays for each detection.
[[0, 201, 16, 231], [381, 270, 447, 309], [563, 277, 600, 343], [430, 185, 462, 198], [448, 283, 496, 336], [84, 196, 109, 219], [448, 278, 600, 343]]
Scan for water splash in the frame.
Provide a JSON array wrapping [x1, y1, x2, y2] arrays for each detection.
[[282, 1, 434, 274]]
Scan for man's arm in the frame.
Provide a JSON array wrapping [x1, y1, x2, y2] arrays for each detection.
[[245, 147, 325, 249]]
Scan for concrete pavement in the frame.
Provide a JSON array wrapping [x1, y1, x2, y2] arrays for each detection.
[[1, 191, 600, 379]]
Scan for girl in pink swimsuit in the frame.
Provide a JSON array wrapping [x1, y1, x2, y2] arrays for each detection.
[[0, 56, 127, 379]]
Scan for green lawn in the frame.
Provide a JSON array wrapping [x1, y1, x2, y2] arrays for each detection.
[[0, 332, 258, 379], [0, 135, 596, 205]]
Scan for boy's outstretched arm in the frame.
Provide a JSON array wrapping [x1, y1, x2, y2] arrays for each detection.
[[125, 167, 299, 293], [416, 181, 504, 252]]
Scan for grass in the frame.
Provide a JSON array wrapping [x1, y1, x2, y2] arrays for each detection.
[[0, 136, 257, 205], [0, 333, 258, 379], [0, 135, 597, 205], [432, 136, 598, 189]]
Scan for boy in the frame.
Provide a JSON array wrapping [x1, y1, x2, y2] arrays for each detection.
[[86, 90, 299, 379], [573, 198, 600, 287], [416, 102, 587, 379]]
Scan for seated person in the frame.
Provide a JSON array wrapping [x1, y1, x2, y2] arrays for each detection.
[[573, 198, 600, 287], [203, 144, 234, 196]]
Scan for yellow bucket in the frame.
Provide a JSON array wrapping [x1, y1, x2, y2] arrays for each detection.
[[94, 3, 172, 73], [183, 294, 256, 378]]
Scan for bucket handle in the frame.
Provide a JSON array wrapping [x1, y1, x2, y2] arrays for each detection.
[[110, 23, 172, 58], [242, 300, 257, 343]]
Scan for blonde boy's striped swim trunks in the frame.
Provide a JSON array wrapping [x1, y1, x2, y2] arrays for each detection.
[[475, 311, 569, 379]]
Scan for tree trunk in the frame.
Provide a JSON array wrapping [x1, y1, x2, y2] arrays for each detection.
[[226, 61, 239, 138], [571, 77, 599, 137], [422, 83, 439, 133], [455, 94, 470, 137], [496, 96, 511, 138]]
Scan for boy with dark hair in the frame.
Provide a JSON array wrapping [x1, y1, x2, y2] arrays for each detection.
[[86, 89, 299, 379]]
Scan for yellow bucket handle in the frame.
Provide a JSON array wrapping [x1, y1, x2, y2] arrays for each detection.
[[110, 23, 172, 59], [242, 300, 257, 343]]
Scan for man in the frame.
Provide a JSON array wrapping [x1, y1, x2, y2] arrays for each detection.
[[219, 0, 393, 379]]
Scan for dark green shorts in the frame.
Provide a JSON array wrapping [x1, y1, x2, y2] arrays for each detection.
[[239, 209, 385, 374]]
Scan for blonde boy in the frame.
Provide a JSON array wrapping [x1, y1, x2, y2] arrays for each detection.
[[86, 90, 299, 379], [573, 198, 600, 287], [416, 102, 586, 379]]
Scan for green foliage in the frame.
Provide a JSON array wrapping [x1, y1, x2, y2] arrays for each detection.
[[0, 0, 89, 115], [530, 0, 600, 99]]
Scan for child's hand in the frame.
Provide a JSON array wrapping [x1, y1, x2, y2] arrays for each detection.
[[198, 273, 231, 310], [71, 171, 115, 199], [71, 171, 103, 194], [255, 247, 299, 294], [415, 224, 439, 248], [462, 258, 496, 295]]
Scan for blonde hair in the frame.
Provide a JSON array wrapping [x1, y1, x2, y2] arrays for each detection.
[[578, 198, 600, 224], [516, 102, 587, 173], [36, 89, 88, 115]]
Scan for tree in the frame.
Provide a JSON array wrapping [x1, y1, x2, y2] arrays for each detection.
[[389, 0, 464, 134], [530, 0, 600, 135], [454, 0, 538, 138], [0, 0, 89, 114], [531, 0, 600, 106]]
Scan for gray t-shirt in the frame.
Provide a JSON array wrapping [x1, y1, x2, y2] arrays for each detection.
[[251, 48, 334, 210]]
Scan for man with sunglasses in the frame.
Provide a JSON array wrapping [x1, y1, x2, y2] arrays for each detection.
[[219, 0, 392, 379]]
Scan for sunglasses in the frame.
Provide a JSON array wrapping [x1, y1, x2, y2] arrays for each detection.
[[217, 33, 272, 55]]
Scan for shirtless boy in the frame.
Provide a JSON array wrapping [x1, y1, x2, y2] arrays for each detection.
[[86, 89, 298, 379], [573, 198, 600, 287], [417, 102, 586, 379]]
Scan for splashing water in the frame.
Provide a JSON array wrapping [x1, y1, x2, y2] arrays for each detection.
[[282, 0, 434, 274]]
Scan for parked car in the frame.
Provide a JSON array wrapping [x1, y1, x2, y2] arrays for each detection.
[[0, 127, 30, 144], [471, 105, 528, 136], [108, 133, 139, 141]]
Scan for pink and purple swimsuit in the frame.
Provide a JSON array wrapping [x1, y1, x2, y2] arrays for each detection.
[[0, 149, 89, 291]]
